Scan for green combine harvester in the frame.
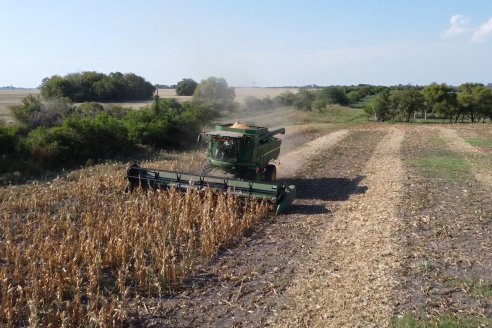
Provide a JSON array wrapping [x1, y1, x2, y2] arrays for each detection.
[[126, 122, 296, 213]]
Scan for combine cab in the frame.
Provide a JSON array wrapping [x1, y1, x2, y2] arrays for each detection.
[[126, 122, 296, 213]]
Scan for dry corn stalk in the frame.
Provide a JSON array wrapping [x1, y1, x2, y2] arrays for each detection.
[[0, 164, 269, 327]]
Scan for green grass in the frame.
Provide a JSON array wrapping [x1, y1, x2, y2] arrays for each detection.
[[221, 105, 369, 128], [410, 154, 470, 181], [466, 138, 492, 149], [419, 260, 435, 273], [444, 276, 492, 300], [350, 95, 376, 109], [288, 105, 369, 124], [391, 313, 492, 328]]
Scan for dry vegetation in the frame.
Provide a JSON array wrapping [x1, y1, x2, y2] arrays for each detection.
[[0, 89, 40, 123], [0, 159, 270, 326]]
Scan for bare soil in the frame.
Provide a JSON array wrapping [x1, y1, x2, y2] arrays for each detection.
[[134, 124, 491, 327], [275, 127, 405, 327], [395, 125, 492, 324]]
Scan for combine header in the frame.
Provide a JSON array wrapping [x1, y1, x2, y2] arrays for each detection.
[[126, 122, 296, 213]]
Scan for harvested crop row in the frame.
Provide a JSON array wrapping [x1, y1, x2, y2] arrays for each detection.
[[275, 127, 405, 327], [438, 126, 492, 189], [0, 165, 269, 327]]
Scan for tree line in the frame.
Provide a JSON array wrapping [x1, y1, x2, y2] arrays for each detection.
[[245, 85, 385, 112], [40, 71, 155, 102], [370, 83, 492, 123]]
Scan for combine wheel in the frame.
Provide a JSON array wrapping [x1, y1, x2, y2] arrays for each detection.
[[265, 164, 277, 182], [200, 160, 212, 176]]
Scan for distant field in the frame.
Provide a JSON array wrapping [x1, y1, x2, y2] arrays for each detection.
[[0, 87, 297, 123], [234, 87, 297, 103], [0, 89, 40, 123], [156, 87, 297, 103]]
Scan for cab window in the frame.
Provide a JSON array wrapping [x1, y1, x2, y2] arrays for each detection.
[[212, 138, 238, 161]]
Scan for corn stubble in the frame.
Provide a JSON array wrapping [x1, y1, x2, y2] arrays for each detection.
[[0, 165, 269, 327]]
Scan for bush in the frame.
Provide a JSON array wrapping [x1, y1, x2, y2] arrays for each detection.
[[75, 102, 105, 118], [293, 89, 316, 111], [275, 91, 296, 106], [52, 114, 132, 162], [317, 87, 349, 106], [243, 96, 275, 111], [3, 95, 218, 176], [10, 95, 43, 125], [0, 125, 20, 155], [176, 78, 198, 96], [10, 96, 75, 129], [125, 100, 213, 148], [193, 77, 236, 112], [25, 127, 61, 165]]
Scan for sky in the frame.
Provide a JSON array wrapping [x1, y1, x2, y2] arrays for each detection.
[[1, 0, 492, 87]]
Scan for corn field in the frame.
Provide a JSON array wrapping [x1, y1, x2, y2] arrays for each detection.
[[0, 163, 270, 327]]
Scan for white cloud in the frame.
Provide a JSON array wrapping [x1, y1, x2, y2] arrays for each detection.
[[471, 17, 492, 43], [442, 14, 472, 38]]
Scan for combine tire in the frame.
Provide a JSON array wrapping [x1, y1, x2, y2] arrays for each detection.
[[265, 164, 276, 182], [200, 160, 212, 176]]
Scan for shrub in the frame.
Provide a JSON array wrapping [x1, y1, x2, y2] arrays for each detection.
[[10, 95, 43, 125], [176, 78, 198, 96], [0, 125, 20, 155], [243, 96, 275, 111], [25, 127, 61, 165], [126, 100, 216, 149], [275, 91, 296, 106], [75, 102, 105, 118], [51, 114, 132, 162], [193, 77, 236, 112], [10, 96, 74, 129]]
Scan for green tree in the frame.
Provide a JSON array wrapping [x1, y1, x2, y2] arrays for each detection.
[[193, 77, 236, 111], [476, 87, 492, 122], [40, 75, 71, 99], [176, 78, 198, 96], [123, 73, 155, 100], [293, 89, 316, 111], [317, 87, 349, 106], [422, 83, 457, 122], [39, 71, 154, 102], [373, 89, 392, 121], [393, 88, 425, 122], [275, 91, 296, 106], [458, 83, 487, 123], [346, 90, 362, 104], [92, 76, 117, 101]]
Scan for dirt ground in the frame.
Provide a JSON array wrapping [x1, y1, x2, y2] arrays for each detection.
[[131, 123, 491, 327]]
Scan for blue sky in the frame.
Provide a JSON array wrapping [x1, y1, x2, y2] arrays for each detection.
[[1, 0, 492, 87]]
